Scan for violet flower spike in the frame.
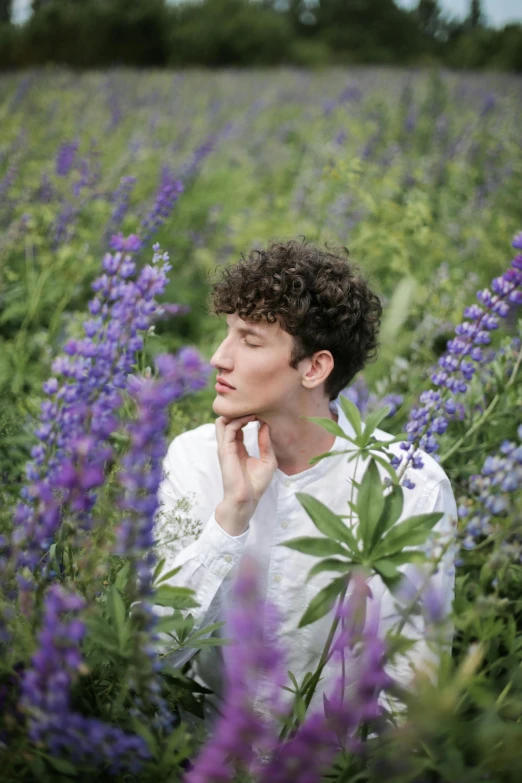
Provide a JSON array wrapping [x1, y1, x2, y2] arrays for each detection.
[[399, 233, 522, 484], [19, 585, 149, 774], [185, 554, 288, 783], [12, 242, 173, 577]]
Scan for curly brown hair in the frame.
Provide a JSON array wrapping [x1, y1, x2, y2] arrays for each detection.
[[208, 238, 382, 401]]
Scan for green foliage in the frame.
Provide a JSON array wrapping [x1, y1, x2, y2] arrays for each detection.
[[0, 0, 521, 70], [0, 67, 522, 780]]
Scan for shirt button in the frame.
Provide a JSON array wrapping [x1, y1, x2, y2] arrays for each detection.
[[273, 574, 282, 583], [283, 479, 292, 488], [224, 554, 232, 563], [281, 521, 289, 529]]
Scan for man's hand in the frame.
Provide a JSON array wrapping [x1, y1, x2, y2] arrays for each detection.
[[215, 414, 278, 536]]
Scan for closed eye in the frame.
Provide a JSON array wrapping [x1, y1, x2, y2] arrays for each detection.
[[243, 339, 261, 348]]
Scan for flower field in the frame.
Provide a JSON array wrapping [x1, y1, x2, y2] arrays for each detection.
[[0, 67, 522, 782]]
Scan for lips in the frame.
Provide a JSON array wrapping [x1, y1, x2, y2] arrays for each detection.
[[216, 377, 235, 390]]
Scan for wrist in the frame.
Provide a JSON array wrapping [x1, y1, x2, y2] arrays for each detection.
[[215, 498, 254, 537]]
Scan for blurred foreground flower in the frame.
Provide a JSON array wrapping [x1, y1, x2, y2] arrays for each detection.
[[185, 562, 391, 783]]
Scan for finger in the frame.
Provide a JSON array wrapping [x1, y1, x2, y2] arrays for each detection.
[[222, 415, 257, 446], [258, 421, 276, 462], [215, 416, 226, 449]]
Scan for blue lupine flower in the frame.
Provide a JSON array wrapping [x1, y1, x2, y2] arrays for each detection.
[[141, 167, 184, 241], [401, 234, 522, 476], [19, 585, 150, 773], [12, 242, 174, 575], [55, 140, 79, 177]]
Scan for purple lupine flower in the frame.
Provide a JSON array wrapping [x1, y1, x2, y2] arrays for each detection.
[[342, 375, 371, 415], [179, 136, 215, 182], [257, 572, 391, 783], [111, 349, 210, 731], [19, 585, 149, 773], [341, 377, 403, 420], [115, 349, 210, 568], [153, 302, 191, 320], [55, 140, 79, 177], [185, 554, 288, 783], [37, 172, 55, 203], [11, 242, 174, 576], [399, 234, 522, 478], [105, 175, 137, 237], [141, 167, 184, 241], [53, 202, 78, 247], [457, 425, 522, 553]]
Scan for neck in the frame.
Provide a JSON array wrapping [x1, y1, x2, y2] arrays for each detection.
[[260, 396, 338, 476]]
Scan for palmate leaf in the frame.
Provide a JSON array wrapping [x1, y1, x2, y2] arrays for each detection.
[[154, 565, 183, 586], [356, 459, 385, 554], [359, 406, 391, 447], [306, 416, 356, 441], [338, 395, 362, 437], [306, 557, 352, 582], [281, 536, 348, 558], [153, 584, 200, 610], [297, 492, 359, 554], [308, 449, 352, 466], [369, 484, 404, 553], [372, 512, 443, 560], [298, 575, 348, 628]]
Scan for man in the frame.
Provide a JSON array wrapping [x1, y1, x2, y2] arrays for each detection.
[[155, 238, 456, 721]]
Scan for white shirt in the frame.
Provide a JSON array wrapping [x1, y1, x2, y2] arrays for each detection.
[[155, 397, 457, 719]]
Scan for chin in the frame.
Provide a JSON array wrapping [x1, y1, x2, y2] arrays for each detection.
[[212, 395, 254, 419]]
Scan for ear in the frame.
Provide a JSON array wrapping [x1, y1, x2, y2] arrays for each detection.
[[301, 350, 334, 391]]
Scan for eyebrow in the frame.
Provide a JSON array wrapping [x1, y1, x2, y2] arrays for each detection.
[[226, 320, 266, 339]]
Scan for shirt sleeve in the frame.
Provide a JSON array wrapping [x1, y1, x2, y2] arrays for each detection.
[[379, 476, 457, 715], [153, 432, 249, 669]]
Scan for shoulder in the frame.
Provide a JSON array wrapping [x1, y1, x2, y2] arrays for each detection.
[[164, 421, 218, 468]]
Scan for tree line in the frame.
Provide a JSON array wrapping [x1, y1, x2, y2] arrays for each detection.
[[0, 0, 520, 71]]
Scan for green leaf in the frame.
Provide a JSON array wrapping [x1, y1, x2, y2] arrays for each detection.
[[154, 585, 200, 610], [297, 492, 359, 553], [152, 557, 166, 583], [308, 449, 352, 466], [360, 406, 391, 446], [107, 585, 127, 643], [373, 558, 401, 579], [370, 484, 404, 552], [156, 614, 188, 634], [371, 452, 398, 481], [183, 636, 231, 648], [188, 620, 225, 641], [305, 416, 356, 441], [380, 275, 417, 347], [306, 557, 351, 582], [338, 395, 362, 437], [46, 756, 78, 776], [155, 565, 183, 585], [298, 576, 348, 628], [372, 512, 443, 559], [84, 616, 121, 655], [281, 536, 348, 557], [114, 561, 131, 592], [357, 459, 385, 554]]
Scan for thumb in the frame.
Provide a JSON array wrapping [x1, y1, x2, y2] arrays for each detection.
[[258, 421, 276, 463]]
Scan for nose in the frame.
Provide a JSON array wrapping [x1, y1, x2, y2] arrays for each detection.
[[210, 334, 233, 372]]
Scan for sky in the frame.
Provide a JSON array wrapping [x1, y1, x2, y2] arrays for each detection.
[[12, 0, 522, 26], [396, 0, 522, 28]]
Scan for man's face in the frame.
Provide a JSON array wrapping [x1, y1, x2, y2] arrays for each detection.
[[210, 312, 302, 419]]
